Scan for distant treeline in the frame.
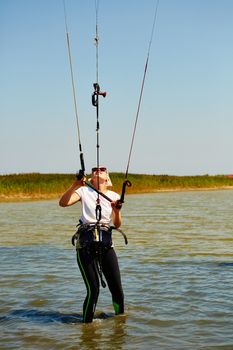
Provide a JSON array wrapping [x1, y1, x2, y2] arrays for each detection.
[[0, 172, 233, 201]]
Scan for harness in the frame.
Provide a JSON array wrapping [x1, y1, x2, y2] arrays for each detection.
[[71, 222, 128, 248], [71, 222, 128, 288]]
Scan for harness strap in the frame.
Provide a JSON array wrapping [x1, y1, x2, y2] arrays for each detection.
[[95, 224, 106, 288], [110, 226, 128, 245], [71, 223, 128, 246]]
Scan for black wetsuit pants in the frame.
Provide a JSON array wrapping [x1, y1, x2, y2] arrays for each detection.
[[77, 246, 124, 323]]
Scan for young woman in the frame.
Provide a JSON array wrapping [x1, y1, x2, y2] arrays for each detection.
[[59, 166, 124, 323]]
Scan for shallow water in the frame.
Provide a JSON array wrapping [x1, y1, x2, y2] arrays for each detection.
[[1, 190, 233, 350]]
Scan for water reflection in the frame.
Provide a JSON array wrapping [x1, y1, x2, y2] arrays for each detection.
[[79, 315, 127, 350]]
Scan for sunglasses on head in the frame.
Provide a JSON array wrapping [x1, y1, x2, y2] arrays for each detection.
[[92, 167, 107, 172]]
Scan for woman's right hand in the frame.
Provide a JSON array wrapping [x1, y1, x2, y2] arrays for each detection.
[[76, 169, 85, 180], [59, 176, 84, 207]]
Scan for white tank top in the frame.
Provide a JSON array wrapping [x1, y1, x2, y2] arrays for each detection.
[[76, 186, 120, 224]]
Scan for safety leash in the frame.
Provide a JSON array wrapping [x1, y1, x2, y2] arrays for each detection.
[[92, 0, 107, 222], [92, 0, 107, 288]]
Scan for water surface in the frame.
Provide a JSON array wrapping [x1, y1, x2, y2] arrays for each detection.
[[1, 190, 233, 349]]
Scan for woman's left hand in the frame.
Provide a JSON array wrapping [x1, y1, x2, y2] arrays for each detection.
[[111, 200, 122, 211]]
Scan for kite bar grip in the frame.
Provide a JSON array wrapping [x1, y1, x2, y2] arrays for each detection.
[[120, 180, 132, 204]]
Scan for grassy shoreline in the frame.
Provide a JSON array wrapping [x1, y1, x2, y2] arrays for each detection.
[[0, 172, 233, 202]]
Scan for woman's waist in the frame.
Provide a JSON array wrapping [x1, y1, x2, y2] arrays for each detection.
[[74, 223, 113, 248]]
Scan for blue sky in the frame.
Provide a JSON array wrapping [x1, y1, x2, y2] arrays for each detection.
[[1, 0, 233, 175]]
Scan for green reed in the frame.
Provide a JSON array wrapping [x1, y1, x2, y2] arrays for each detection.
[[0, 173, 232, 201], [111, 173, 233, 194], [0, 173, 74, 198]]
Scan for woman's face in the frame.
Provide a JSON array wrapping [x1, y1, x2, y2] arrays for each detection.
[[91, 167, 108, 184]]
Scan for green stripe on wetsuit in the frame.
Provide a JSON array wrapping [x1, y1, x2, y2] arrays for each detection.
[[113, 301, 120, 315]]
